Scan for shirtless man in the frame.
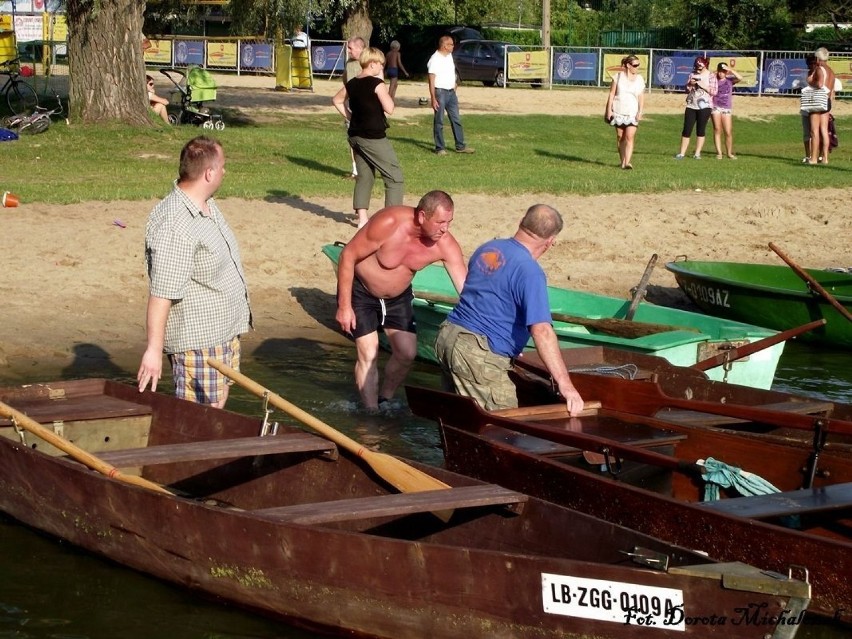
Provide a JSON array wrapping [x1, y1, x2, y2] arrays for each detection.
[[335, 190, 467, 410]]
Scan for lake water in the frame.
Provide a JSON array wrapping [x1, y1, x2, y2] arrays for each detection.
[[0, 339, 849, 638]]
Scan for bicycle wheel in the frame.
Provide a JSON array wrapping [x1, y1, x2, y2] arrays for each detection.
[[2, 114, 22, 128], [21, 114, 50, 134], [7, 80, 39, 114]]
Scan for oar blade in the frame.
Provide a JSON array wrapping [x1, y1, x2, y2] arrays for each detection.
[[364, 449, 451, 493], [365, 450, 454, 522], [206, 358, 455, 520]]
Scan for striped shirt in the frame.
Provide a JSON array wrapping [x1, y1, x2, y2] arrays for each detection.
[[145, 183, 252, 353]]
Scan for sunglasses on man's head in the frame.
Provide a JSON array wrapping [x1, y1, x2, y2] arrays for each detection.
[[630, 62, 640, 68]]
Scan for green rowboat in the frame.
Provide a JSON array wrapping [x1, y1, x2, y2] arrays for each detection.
[[323, 243, 783, 389], [666, 260, 852, 349]]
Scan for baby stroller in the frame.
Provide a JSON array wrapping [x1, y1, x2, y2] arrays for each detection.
[[160, 67, 225, 130]]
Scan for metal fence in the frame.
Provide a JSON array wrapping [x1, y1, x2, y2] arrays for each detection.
[[12, 33, 851, 98], [143, 36, 277, 75], [538, 47, 851, 96], [149, 38, 845, 97]]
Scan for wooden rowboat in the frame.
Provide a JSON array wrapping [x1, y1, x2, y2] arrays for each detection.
[[322, 242, 784, 389], [0, 379, 812, 639], [666, 259, 852, 349], [406, 361, 852, 623]]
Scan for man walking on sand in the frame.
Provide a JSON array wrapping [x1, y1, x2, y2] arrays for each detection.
[[335, 190, 467, 410], [137, 136, 252, 409], [428, 35, 474, 156]]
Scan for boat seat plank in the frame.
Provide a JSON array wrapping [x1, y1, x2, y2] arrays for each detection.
[[84, 434, 337, 468], [492, 402, 601, 419], [697, 482, 852, 519], [0, 395, 152, 426], [254, 485, 528, 525], [481, 423, 583, 456], [480, 419, 686, 459], [655, 400, 836, 427]]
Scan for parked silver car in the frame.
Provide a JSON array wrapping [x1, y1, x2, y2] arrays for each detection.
[[453, 39, 523, 87]]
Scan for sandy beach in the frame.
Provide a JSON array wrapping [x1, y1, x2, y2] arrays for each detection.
[[1, 77, 849, 383]]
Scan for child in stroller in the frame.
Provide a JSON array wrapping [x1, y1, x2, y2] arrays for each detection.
[[160, 67, 225, 130]]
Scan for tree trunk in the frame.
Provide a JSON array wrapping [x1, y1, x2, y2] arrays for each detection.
[[342, 0, 373, 45], [66, 0, 151, 124]]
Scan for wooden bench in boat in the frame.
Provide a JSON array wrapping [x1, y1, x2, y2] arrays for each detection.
[[0, 393, 153, 426], [253, 485, 528, 525], [82, 433, 338, 468], [1, 385, 154, 455], [654, 400, 836, 428], [698, 482, 852, 519], [483, 404, 687, 459]]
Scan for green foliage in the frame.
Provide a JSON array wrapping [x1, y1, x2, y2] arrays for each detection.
[[800, 25, 852, 50], [144, 0, 207, 35], [666, 0, 795, 49], [2, 102, 848, 204], [480, 27, 542, 46], [804, 26, 848, 42], [788, 0, 852, 26], [598, 0, 658, 31], [369, 0, 455, 42], [224, 0, 309, 37]]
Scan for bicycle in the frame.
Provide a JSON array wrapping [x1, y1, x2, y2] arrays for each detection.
[[3, 92, 63, 135], [0, 57, 39, 114]]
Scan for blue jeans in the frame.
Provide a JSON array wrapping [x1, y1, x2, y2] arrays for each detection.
[[433, 88, 466, 151]]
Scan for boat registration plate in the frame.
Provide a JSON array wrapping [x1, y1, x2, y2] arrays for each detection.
[[542, 573, 685, 630]]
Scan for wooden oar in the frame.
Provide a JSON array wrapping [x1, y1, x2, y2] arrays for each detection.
[[564, 374, 852, 437], [769, 242, 852, 323], [625, 253, 658, 321], [0, 399, 172, 495], [690, 319, 827, 371], [405, 386, 704, 479], [415, 291, 699, 339], [207, 359, 452, 498]]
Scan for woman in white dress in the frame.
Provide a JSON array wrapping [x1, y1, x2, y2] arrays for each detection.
[[604, 54, 646, 169]]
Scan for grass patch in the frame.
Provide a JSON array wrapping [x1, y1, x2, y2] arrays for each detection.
[[2, 111, 849, 204]]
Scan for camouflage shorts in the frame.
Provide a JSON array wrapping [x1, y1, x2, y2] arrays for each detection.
[[434, 321, 517, 411]]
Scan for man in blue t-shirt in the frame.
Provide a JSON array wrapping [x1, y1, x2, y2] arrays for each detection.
[[435, 204, 584, 413]]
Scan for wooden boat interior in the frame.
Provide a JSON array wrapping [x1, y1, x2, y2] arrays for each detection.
[[512, 346, 852, 449], [0, 378, 732, 572], [491, 403, 852, 527], [407, 382, 852, 541]]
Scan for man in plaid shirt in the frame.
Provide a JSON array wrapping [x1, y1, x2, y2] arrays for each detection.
[[137, 136, 252, 408]]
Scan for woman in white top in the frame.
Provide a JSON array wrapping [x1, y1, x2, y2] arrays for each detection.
[[604, 54, 646, 169]]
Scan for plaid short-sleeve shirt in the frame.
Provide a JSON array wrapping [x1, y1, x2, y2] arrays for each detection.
[[145, 183, 252, 353]]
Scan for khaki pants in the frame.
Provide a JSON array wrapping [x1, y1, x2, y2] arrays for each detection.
[[434, 321, 517, 411]]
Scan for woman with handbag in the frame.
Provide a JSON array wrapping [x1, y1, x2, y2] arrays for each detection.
[[803, 49, 835, 165]]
